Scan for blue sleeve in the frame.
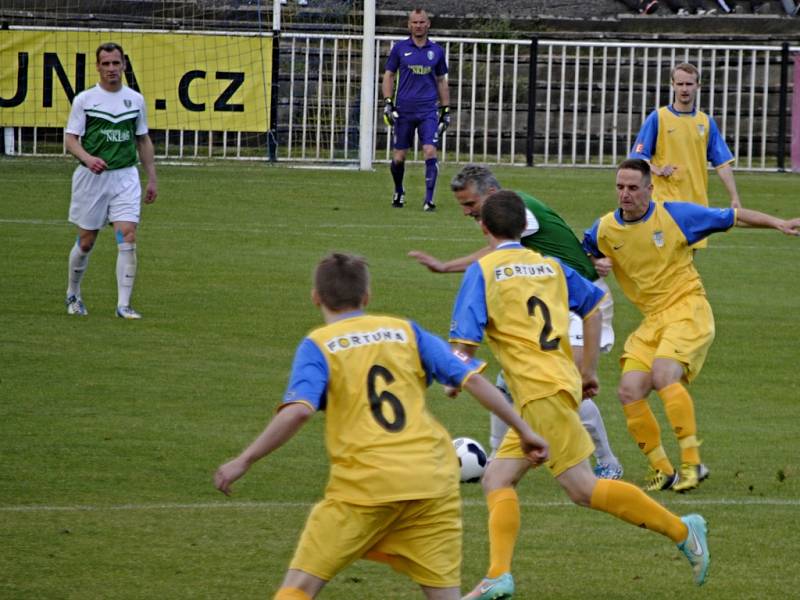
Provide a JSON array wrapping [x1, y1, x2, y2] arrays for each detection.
[[434, 47, 448, 77], [560, 261, 605, 318], [663, 202, 736, 246], [282, 338, 328, 411], [412, 322, 485, 388], [630, 110, 659, 159], [385, 44, 400, 72], [706, 118, 734, 167], [582, 219, 605, 258], [448, 262, 488, 344]]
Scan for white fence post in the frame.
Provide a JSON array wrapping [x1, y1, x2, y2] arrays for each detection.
[[4, 128, 15, 155], [359, 0, 376, 171]]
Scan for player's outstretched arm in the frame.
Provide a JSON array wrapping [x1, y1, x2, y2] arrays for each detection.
[[462, 374, 549, 467], [214, 402, 314, 496], [735, 209, 800, 236], [408, 246, 491, 273], [716, 163, 741, 209]]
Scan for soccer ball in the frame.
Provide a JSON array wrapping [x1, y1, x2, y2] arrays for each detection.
[[453, 437, 488, 483]]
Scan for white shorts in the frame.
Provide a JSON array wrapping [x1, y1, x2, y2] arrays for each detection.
[[568, 278, 615, 352], [69, 165, 141, 230]]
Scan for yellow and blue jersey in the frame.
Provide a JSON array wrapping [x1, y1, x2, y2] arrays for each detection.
[[282, 311, 484, 505], [630, 106, 734, 206], [583, 201, 736, 316], [449, 243, 605, 408]]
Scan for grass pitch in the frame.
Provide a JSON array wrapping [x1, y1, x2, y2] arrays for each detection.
[[1, 157, 799, 599]]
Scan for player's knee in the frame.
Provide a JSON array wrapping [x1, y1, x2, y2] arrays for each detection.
[[651, 369, 682, 391], [564, 484, 592, 507], [617, 382, 640, 404], [481, 462, 522, 493], [77, 231, 97, 253], [115, 228, 137, 245]]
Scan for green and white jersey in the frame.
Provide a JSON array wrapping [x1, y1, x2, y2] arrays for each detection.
[[66, 84, 148, 170], [516, 190, 600, 282]]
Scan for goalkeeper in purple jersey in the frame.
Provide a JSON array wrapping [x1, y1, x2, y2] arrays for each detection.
[[382, 8, 450, 212]]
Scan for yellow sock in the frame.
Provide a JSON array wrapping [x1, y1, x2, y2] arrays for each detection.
[[659, 382, 701, 464], [274, 588, 312, 600], [590, 479, 688, 543], [486, 487, 520, 578], [622, 399, 673, 473]]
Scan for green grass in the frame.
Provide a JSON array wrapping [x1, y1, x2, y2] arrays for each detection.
[[1, 157, 799, 599]]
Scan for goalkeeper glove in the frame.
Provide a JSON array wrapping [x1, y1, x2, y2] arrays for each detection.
[[437, 106, 451, 135], [383, 99, 399, 127]]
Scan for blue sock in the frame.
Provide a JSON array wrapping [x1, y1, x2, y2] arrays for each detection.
[[390, 160, 405, 194], [425, 157, 438, 203]]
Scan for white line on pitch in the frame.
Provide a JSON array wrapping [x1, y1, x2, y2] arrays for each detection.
[[2, 497, 799, 513]]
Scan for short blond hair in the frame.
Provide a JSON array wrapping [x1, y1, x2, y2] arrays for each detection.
[[671, 62, 700, 84]]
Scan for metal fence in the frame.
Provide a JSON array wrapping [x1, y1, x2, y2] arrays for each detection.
[[532, 40, 796, 171], [5, 31, 798, 171]]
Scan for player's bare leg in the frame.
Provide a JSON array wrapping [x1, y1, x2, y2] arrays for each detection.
[[421, 585, 459, 600], [273, 569, 326, 599]]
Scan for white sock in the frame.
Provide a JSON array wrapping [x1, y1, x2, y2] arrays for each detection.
[[67, 242, 90, 298], [490, 372, 514, 452], [490, 413, 510, 453], [579, 398, 619, 466], [116, 242, 137, 308]]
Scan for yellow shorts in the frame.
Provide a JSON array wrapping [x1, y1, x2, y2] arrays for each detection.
[[495, 391, 594, 477], [289, 491, 462, 588], [621, 294, 715, 382]]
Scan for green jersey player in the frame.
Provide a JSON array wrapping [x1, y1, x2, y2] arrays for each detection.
[[64, 42, 158, 319]]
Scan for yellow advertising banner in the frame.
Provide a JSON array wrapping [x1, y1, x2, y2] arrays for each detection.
[[0, 30, 272, 130]]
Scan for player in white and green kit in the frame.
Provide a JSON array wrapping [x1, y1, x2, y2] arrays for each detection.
[[64, 42, 158, 319], [408, 164, 623, 480]]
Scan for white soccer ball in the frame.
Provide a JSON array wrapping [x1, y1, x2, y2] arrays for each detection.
[[453, 437, 488, 483]]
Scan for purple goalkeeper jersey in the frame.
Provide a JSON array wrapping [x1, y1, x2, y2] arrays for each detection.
[[385, 37, 448, 112]]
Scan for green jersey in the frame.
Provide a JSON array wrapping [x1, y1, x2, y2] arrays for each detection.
[[66, 84, 147, 170], [516, 190, 599, 281]]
